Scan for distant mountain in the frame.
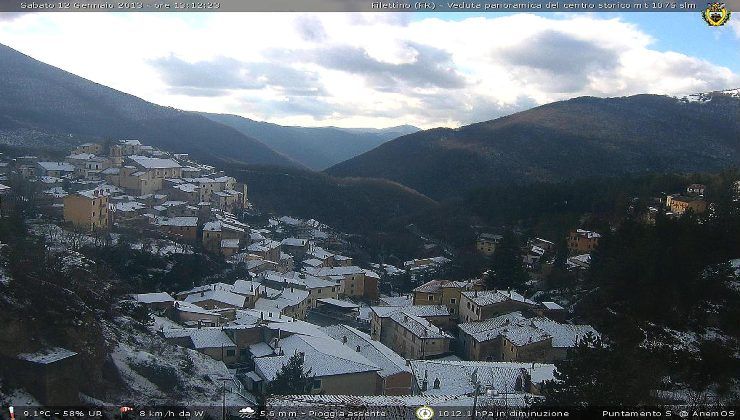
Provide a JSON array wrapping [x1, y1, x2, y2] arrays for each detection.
[[0, 43, 298, 167], [222, 163, 437, 235], [327, 92, 740, 200], [201, 113, 418, 170]]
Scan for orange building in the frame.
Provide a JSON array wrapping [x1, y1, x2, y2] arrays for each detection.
[[566, 229, 601, 254]]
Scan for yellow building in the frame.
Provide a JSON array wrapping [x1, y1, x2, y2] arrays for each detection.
[[412, 279, 477, 318], [72, 142, 103, 155], [666, 194, 707, 215], [63, 188, 109, 231]]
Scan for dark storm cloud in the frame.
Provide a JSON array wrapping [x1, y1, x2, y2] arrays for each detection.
[[149, 55, 325, 97], [314, 43, 467, 90], [498, 30, 619, 93]]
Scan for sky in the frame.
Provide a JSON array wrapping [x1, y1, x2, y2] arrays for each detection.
[[0, 11, 739, 129]]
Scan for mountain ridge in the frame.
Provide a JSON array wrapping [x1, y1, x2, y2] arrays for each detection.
[[326, 92, 740, 200], [0, 43, 299, 167], [200, 112, 418, 170]]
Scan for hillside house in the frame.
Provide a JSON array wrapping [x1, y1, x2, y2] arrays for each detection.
[[63, 187, 109, 231], [566, 229, 601, 254], [459, 290, 538, 323]]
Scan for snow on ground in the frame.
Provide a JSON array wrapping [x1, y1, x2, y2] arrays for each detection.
[[0, 385, 40, 407], [104, 316, 253, 407], [130, 240, 193, 256]]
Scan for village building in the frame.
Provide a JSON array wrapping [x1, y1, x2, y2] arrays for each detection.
[[132, 292, 175, 311], [666, 194, 707, 215], [62, 187, 109, 231], [203, 220, 247, 254], [476, 233, 502, 256], [305, 265, 380, 300], [253, 287, 310, 320], [184, 288, 247, 310], [412, 279, 477, 318], [457, 311, 598, 363], [72, 142, 103, 155], [163, 328, 238, 365], [686, 183, 706, 196], [9, 347, 80, 405], [258, 270, 340, 308], [566, 229, 601, 254], [324, 324, 414, 395], [409, 359, 555, 400], [458, 290, 538, 323], [36, 161, 75, 178], [369, 306, 452, 360], [251, 333, 381, 395], [153, 216, 198, 242]]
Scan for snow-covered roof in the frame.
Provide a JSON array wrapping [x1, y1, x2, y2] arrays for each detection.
[[371, 304, 451, 319], [413, 279, 471, 293], [323, 325, 410, 378], [409, 359, 556, 396], [155, 216, 198, 227], [129, 155, 181, 169], [462, 290, 537, 307], [458, 312, 598, 348], [133, 292, 174, 304], [254, 288, 309, 312], [189, 329, 236, 349], [281, 237, 308, 247], [221, 239, 240, 248], [541, 301, 564, 310], [174, 183, 199, 193], [575, 229, 601, 239], [184, 289, 246, 308], [37, 162, 74, 172], [304, 265, 366, 278], [389, 311, 451, 340], [115, 201, 146, 212], [17, 347, 77, 364], [249, 342, 275, 358], [173, 301, 219, 316], [302, 258, 323, 267], [379, 295, 413, 307], [317, 298, 359, 309], [254, 334, 379, 381], [261, 270, 336, 290]]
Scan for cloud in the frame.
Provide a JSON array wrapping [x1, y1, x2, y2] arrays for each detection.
[[295, 15, 327, 42], [313, 43, 467, 90], [497, 30, 619, 93], [0, 13, 737, 128], [149, 55, 325, 97]]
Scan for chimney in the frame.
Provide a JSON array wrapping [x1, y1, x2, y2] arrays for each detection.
[[433, 378, 441, 389], [342, 336, 348, 344], [421, 379, 428, 392], [355, 345, 361, 352]]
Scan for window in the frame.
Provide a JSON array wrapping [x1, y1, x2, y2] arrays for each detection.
[[450, 298, 456, 304], [428, 294, 434, 301], [226, 349, 235, 357], [313, 379, 322, 389]]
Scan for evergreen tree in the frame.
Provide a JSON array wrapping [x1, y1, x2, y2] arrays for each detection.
[[485, 230, 528, 291], [265, 353, 314, 396], [543, 334, 661, 406]]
